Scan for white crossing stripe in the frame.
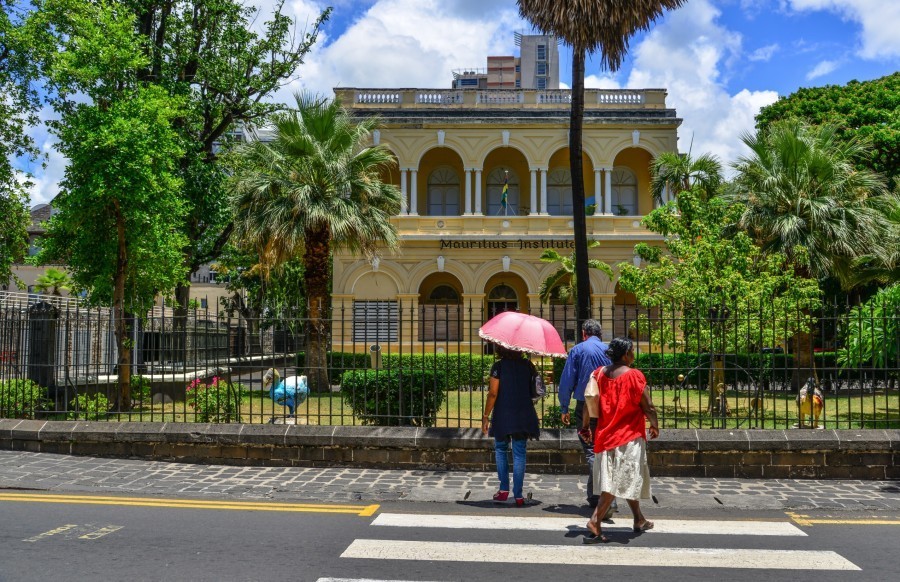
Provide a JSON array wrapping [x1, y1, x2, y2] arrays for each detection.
[[371, 513, 807, 536], [342, 540, 860, 571], [317, 579, 441, 582]]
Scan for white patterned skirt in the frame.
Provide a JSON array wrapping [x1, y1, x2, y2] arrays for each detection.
[[592, 437, 652, 500]]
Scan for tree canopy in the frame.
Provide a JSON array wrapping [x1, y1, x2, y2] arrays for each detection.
[[755, 72, 900, 192]]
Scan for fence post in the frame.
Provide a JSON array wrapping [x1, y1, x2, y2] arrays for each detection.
[[27, 301, 59, 395]]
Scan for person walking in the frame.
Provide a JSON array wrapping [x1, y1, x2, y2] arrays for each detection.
[[557, 319, 611, 509], [583, 337, 660, 544], [481, 343, 541, 507]]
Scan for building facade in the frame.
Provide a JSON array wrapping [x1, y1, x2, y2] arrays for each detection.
[[332, 87, 680, 351]]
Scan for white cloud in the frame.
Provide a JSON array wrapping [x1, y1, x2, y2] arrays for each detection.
[[806, 58, 840, 80], [788, 0, 900, 59], [748, 43, 780, 62], [270, 0, 522, 102], [618, 0, 778, 170]]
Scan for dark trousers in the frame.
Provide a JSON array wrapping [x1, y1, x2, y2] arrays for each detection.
[[573, 399, 597, 502]]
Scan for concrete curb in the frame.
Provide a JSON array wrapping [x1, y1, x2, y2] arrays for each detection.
[[1, 419, 897, 479]]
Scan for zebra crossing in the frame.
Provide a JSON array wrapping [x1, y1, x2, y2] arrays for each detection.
[[317, 511, 861, 580]]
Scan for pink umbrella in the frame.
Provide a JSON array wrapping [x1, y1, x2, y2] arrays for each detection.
[[478, 311, 568, 358]]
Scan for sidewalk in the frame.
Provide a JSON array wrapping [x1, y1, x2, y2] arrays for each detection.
[[1, 451, 898, 512]]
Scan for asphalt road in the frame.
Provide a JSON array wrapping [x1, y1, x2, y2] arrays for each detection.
[[1, 492, 898, 582]]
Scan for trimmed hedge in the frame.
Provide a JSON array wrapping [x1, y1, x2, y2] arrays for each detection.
[[340, 369, 445, 426], [0, 379, 48, 419], [298, 352, 494, 391], [551, 351, 850, 388]]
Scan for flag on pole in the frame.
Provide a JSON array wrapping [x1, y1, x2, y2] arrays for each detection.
[[500, 175, 509, 209]]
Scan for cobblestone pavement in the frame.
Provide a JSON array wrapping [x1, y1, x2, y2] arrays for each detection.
[[1, 451, 898, 511]]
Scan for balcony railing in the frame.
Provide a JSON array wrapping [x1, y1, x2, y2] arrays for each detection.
[[338, 88, 666, 109]]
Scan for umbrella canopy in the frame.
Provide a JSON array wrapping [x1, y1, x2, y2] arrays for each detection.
[[478, 311, 568, 358]]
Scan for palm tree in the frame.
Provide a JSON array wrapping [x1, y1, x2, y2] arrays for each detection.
[[650, 150, 723, 204], [229, 93, 401, 392], [538, 241, 613, 305], [731, 120, 897, 388], [517, 0, 687, 333], [33, 267, 71, 296]]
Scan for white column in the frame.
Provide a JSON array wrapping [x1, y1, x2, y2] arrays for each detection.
[[463, 168, 472, 215], [529, 169, 538, 216], [399, 169, 408, 215], [593, 169, 603, 216], [409, 169, 418, 215], [474, 169, 483, 216], [603, 167, 613, 215], [540, 168, 548, 215]]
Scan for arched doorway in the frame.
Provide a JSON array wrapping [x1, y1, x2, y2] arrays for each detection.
[[487, 283, 518, 318], [418, 273, 463, 341], [546, 168, 573, 216], [611, 166, 638, 215]]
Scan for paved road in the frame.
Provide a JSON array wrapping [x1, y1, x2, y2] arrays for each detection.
[[1, 451, 899, 581]]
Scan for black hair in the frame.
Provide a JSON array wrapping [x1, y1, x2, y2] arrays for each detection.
[[582, 319, 602, 338], [495, 344, 524, 360], [606, 337, 633, 363]]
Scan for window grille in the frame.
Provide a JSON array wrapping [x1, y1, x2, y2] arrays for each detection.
[[353, 301, 399, 342]]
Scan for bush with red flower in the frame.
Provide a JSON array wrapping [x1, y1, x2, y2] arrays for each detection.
[[186, 376, 244, 423]]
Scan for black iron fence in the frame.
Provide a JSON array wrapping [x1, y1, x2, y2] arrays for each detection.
[[1, 291, 897, 429]]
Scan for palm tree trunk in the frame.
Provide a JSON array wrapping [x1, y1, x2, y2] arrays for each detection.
[[304, 226, 332, 393], [792, 324, 817, 392], [570, 46, 591, 333]]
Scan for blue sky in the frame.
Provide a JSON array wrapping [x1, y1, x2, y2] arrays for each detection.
[[18, 0, 900, 205]]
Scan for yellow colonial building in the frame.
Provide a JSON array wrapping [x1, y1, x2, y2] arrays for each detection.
[[331, 87, 680, 351]]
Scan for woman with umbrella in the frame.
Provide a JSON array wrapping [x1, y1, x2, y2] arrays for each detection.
[[479, 312, 566, 506]]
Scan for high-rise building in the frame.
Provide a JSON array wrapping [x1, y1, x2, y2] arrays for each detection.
[[454, 34, 559, 90]]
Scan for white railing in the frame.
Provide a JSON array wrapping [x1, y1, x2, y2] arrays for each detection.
[[596, 91, 644, 105], [415, 91, 463, 105], [476, 91, 523, 105], [537, 90, 571, 104], [355, 91, 402, 105]]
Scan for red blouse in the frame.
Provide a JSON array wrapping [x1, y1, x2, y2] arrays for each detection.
[[591, 367, 647, 453]]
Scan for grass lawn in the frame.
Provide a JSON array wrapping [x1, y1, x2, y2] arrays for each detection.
[[103, 386, 900, 430]]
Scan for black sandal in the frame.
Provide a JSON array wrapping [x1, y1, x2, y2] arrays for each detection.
[[582, 533, 610, 544]]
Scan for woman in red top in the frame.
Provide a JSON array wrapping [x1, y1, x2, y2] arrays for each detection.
[[582, 337, 659, 544]]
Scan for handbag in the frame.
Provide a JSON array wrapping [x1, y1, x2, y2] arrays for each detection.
[[584, 368, 601, 419], [530, 364, 546, 402]]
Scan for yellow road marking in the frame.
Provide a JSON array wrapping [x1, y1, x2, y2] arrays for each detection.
[[0, 493, 379, 516], [788, 512, 900, 526]]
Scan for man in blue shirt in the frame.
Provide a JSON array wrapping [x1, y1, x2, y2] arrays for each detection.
[[558, 319, 612, 509]]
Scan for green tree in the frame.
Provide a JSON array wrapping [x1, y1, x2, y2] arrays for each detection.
[[537, 241, 613, 304], [755, 73, 900, 192], [650, 150, 723, 204], [33, 267, 71, 296], [34, 1, 188, 408], [838, 284, 900, 376], [119, 0, 329, 317], [730, 120, 897, 386], [229, 94, 401, 392], [0, 0, 38, 288], [516, 0, 687, 331]]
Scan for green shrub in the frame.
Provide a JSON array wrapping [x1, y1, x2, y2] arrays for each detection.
[[0, 379, 48, 419], [68, 393, 110, 421], [186, 376, 243, 423], [340, 369, 445, 426], [541, 404, 566, 428], [131, 375, 152, 404]]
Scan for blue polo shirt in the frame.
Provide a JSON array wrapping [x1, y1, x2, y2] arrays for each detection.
[[557, 335, 611, 413]]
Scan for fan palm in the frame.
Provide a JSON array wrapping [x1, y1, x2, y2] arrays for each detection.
[[538, 241, 613, 304], [517, 0, 687, 331], [651, 150, 723, 204], [33, 267, 71, 296], [731, 120, 897, 387], [229, 93, 401, 392]]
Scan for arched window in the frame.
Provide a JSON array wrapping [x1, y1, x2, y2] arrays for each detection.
[[427, 166, 460, 216], [486, 168, 520, 215], [611, 166, 637, 215], [546, 168, 573, 216], [427, 284, 460, 304], [487, 284, 518, 317]]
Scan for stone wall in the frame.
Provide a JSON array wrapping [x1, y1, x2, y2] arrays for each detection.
[[1, 419, 897, 479]]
